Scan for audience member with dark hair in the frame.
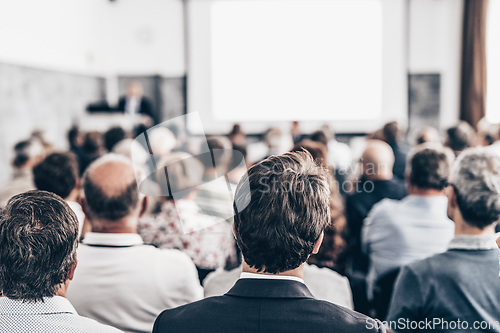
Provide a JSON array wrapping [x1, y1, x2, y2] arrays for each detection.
[[153, 151, 385, 333], [309, 129, 329, 147], [33, 152, 85, 236], [362, 144, 455, 314], [387, 148, 500, 331], [139, 152, 237, 283], [103, 127, 127, 152], [79, 131, 103, 175], [0, 139, 44, 206], [203, 143, 353, 308], [68, 126, 85, 170], [381, 121, 410, 180], [445, 121, 476, 156], [196, 136, 235, 219], [0, 190, 121, 332], [67, 154, 202, 333]]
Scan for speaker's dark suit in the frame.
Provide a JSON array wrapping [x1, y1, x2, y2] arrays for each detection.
[[153, 278, 385, 333], [117, 96, 157, 125]]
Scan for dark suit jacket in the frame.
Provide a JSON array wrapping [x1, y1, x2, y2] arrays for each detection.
[[153, 278, 385, 333], [345, 177, 407, 272], [117, 96, 157, 125]]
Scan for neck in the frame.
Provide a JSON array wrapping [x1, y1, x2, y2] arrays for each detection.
[[454, 218, 496, 236], [55, 280, 70, 298], [65, 188, 80, 203], [90, 216, 138, 234], [408, 187, 444, 196], [242, 260, 304, 279]]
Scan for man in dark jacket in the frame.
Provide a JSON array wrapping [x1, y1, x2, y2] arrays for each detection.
[[117, 81, 156, 135], [153, 151, 385, 333]]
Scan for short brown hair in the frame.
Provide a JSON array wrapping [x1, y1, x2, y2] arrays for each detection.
[[233, 151, 330, 273], [33, 152, 79, 199]]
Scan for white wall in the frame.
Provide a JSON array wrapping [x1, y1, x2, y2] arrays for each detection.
[[98, 0, 185, 77], [0, 0, 464, 128], [0, 0, 104, 75], [408, 0, 463, 130], [0, 0, 186, 77]]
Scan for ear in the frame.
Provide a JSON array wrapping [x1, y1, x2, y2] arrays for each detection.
[[448, 186, 458, 209], [312, 232, 324, 255], [232, 222, 237, 239], [139, 196, 148, 218], [67, 254, 78, 281], [74, 178, 82, 190], [80, 197, 91, 218]]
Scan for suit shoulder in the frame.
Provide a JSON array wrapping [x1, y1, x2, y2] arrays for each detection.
[[311, 300, 385, 332], [155, 296, 227, 324]]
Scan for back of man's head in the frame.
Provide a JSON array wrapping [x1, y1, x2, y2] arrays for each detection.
[[292, 140, 328, 167], [407, 144, 454, 191], [104, 127, 126, 152], [450, 148, 500, 228], [33, 152, 79, 199], [446, 121, 475, 153], [309, 130, 329, 147], [233, 150, 330, 274], [0, 190, 78, 301], [83, 154, 139, 222], [83, 132, 102, 155], [361, 140, 395, 179], [12, 139, 44, 169], [382, 121, 400, 143]]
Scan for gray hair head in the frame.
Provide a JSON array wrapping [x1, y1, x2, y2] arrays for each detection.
[[450, 147, 500, 228]]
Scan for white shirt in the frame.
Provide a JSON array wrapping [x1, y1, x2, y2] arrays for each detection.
[[67, 233, 203, 333], [362, 195, 455, 300], [240, 272, 305, 284], [0, 296, 122, 333], [204, 264, 354, 309], [125, 97, 140, 116], [66, 201, 85, 237]]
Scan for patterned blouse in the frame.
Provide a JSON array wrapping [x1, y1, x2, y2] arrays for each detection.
[[139, 199, 237, 270]]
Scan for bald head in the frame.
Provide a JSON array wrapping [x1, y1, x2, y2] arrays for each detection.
[[361, 140, 395, 180], [416, 127, 441, 145], [83, 155, 141, 222]]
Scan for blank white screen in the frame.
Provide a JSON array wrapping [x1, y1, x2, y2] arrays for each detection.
[[210, 0, 383, 122]]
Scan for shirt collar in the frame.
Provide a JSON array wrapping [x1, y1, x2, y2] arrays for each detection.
[[0, 296, 76, 315], [240, 272, 305, 284], [82, 233, 143, 247], [447, 233, 500, 250]]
